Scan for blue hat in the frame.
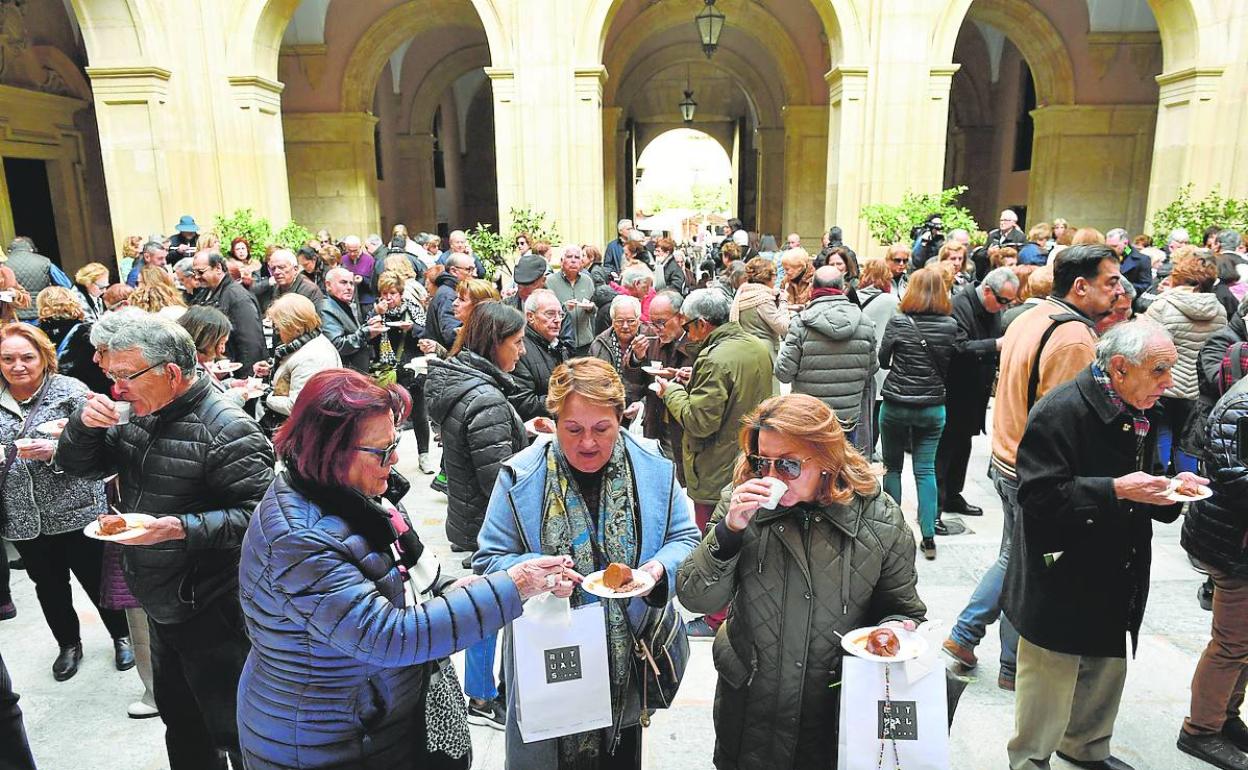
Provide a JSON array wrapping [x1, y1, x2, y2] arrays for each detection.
[[174, 215, 199, 234]]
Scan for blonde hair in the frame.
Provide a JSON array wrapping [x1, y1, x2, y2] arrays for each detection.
[[139, 265, 176, 291], [382, 255, 416, 281], [546, 358, 625, 420], [0, 323, 58, 376], [75, 262, 109, 288], [377, 270, 405, 295], [129, 283, 186, 314], [858, 258, 893, 292], [121, 236, 143, 259], [266, 293, 321, 342], [780, 248, 813, 305], [36, 286, 85, 321], [732, 393, 878, 506]]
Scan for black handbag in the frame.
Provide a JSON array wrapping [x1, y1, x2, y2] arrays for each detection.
[[630, 601, 689, 727]]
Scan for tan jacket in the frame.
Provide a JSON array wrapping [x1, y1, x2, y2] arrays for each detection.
[[991, 297, 1096, 475]]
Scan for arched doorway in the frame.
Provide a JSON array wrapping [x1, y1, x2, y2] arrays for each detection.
[[634, 128, 734, 244]]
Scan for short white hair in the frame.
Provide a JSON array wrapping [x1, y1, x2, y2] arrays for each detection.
[[561, 244, 583, 260], [523, 288, 559, 314], [617, 219, 633, 230], [1000, 210, 1018, 222], [1094, 318, 1171, 371], [609, 294, 641, 319], [267, 249, 295, 267], [343, 235, 361, 247], [1168, 227, 1190, 244], [620, 263, 653, 287]]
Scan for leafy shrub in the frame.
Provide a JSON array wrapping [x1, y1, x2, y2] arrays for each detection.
[[468, 207, 562, 281], [213, 209, 314, 257], [860, 186, 980, 247], [1151, 184, 1248, 241]]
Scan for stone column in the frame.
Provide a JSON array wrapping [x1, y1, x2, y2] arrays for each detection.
[[283, 112, 380, 239], [782, 106, 828, 244], [1031, 105, 1157, 233], [755, 127, 785, 240], [825, 67, 870, 250], [397, 133, 437, 231], [1146, 67, 1225, 227], [602, 106, 624, 226], [226, 76, 291, 225]]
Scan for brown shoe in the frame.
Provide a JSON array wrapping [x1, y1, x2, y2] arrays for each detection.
[[998, 674, 1015, 691], [941, 637, 978, 669]]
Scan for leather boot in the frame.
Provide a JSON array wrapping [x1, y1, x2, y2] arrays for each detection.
[[114, 636, 135, 671], [53, 643, 83, 681]]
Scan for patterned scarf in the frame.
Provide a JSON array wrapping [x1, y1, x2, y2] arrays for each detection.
[[272, 330, 319, 364], [540, 438, 639, 768], [1091, 363, 1151, 454]]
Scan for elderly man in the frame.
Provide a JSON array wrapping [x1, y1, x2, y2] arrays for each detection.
[[1166, 227, 1191, 254], [1107, 227, 1151, 299], [510, 288, 569, 421], [190, 251, 266, 376], [424, 252, 474, 351], [603, 218, 632, 278], [989, 209, 1027, 250], [1004, 320, 1205, 770], [589, 295, 648, 421], [654, 288, 772, 637], [548, 244, 596, 355], [620, 262, 657, 322], [505, 253, 548, 312], [338, 235, 376, 314], [171, 257, 198, 304], [943, 245, 1123, 690], [250, 248, 325, 313], [437, 229, 486, 279], [937, 266, 1020, 523], [625, 290, 692, 480], [56, 315, 274, 770], [786, 232, 802, 250], [321, 266, 383, 373], [124, 241, 170, 287], [774, 265, 877, 443]]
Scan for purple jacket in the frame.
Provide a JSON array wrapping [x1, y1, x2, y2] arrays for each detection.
[[341, 250, 377, 305]]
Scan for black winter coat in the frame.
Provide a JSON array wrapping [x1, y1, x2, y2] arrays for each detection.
[[1003, 367, 1179, 658], [1183, 376, 1248, 577], [425, 351, 526, 551], [878, 312, 957, 405], [319, 297, 372, 373], [509, 325, 568, 421], [56, 377, 275, 623], [199, 274, 267, 376], [39, 317, 109, 394], [946, 288, 1004, 434], [425, 273, 461, 350]]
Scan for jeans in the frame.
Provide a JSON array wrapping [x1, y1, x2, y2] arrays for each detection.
[[1185, 568, 1248, 734], [879, 401, 945, 539], [0, 649, 36, 770], [149, 594, 250, 770], [949, 467, 1020, 680], [1156, 396, 1198, 475], [464, 633, 499, 701], [11, 530, 130, 647]]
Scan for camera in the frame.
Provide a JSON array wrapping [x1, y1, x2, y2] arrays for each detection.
[[910, 215, 944, 243]]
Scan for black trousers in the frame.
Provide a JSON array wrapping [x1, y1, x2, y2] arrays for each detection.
[[407, 376, 430, 453], [935, 424, 975, 509], [0, 649, 36, 770], [0, 541, 11, 605], [11, 530, 129, 647], [149, 594, 250, 770]]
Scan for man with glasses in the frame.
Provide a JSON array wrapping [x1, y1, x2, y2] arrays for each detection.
[[249, 248, 325, 314], [624, 290, 693, 482], [190, 251, 266, 376], [510, 288, 569, 421], [56, 315, 274, 770], [652, 288, 772, 637], [425, 253, 475, 351], [547, 244, 596, 356], [937, 266, 1019, 528]]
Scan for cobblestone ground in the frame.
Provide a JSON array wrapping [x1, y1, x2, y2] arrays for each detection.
[[0, 405, 1217, 769]]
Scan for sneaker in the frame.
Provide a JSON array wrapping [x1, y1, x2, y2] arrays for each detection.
[[431, 473, 448, 494], [921, 537, 936, 561], [941, 638, 978, 668], [998, 674, 1015, 692], [467, 697, 506, 731], [1200, 578, 1215, 612], [686, 616, 717, 639], [1177, 730, 1248, 770], [127, 700, 160, 720], [0, 601, 14, 621], [1223, 718, 1248, 753], [418, 453, 437, 475]]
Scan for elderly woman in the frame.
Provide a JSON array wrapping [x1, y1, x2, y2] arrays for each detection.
[[731, 257, 790, 361], [73, 262, 110, 320], [101, 282, 133, 312], [476, 357, 700, 769], [418, 278, 499, 359], [257, 294, 340, 430], [654, 237, 688, 295], [426, 302, 530, 726], [779, 248, 814, 308], [237, 368, 573, 769], [619, 263, 656, 322], [676, 393, 925, 769], [1146, 254, 1227, 475], [35, 286, 108, 394], [589, 295, 648, 418], [0, 323, 132, 681]]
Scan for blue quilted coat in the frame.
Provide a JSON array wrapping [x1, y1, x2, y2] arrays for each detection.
[[237, 472, 523, 769]]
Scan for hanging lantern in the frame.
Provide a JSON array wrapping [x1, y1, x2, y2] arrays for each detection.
[[679, 89, 697, 124], [695, 0, 726, 59]]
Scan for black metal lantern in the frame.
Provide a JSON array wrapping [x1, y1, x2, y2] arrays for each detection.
[[695, 0, 726, 59], [679, 89, 697, 123]]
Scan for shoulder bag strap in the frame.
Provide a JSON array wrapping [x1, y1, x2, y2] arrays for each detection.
[[1026, 314, 1093, 410], [904, 315, 940, 371], [0, 380, 53, 504]]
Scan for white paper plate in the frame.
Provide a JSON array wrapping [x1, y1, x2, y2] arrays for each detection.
[[840, 625, 928, 663], [209, 361, 242, 374], [581, 568, 655, 599], [641, 366, 669, 376], [385, 321, 409, 328], [84, 513, 159, 542], [1166, 479, 1212, 502], [37, 418, 68, 436]]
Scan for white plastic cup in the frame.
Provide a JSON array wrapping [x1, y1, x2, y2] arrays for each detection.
[[114, 402, 132, 425], [650, 360, 663, 370], [761, 477, 788, 509], [0, 291, 13, 302]]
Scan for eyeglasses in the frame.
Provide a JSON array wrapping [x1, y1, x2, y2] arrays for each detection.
[[192, 268, 212, 277], [747, 454, 810, 481], [986, 286, 1013, 306], [889, 257, 908, 264], [355, 436, 401, 465], [105, 360, 166, 383], [534, 310, 564, 321], [680, 317, 698, 333]]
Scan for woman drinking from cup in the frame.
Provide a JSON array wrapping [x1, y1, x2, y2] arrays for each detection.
[[676, 393, 926, 770], [476, 357, 700, 769]]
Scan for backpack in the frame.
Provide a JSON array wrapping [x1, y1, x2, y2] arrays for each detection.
[[1219, 342, 1248, 396], [1182, 341, 1248, 460]]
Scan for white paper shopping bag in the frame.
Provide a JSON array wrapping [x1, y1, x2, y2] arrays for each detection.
[[837, 657, 950, 770], [511, 594, 614, 743]]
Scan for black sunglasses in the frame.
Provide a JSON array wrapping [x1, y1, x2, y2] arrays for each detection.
[[355, 436, 401, 465], [747, 454, 807, 481]]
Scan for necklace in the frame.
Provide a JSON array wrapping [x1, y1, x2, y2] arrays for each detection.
[[875, 663, 903, 770]]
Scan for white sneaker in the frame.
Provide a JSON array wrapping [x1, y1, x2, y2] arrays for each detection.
[[418, 453, 436, 475]]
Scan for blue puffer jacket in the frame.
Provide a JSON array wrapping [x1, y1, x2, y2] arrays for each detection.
[[237, 472, 524, 770]]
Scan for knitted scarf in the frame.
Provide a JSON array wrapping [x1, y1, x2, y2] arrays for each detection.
[[540, 438, 639, 768], [272, 330, 319, 364]]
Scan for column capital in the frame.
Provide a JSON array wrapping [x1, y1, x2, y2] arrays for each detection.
[[484, 67, 516, 103], [1155, 67, 1225, 104], [574, 66, 608, 104], [84, 66, 171, 104], [227, 76, 284, 115], [825, 66, 869, 104]]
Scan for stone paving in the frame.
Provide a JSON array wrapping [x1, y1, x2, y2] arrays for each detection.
[[0, 406, 1220, 769]]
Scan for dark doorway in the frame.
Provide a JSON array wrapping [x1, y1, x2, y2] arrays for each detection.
[[4, 158, 61, 266]]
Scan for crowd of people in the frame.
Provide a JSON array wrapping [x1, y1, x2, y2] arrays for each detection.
[[0, 209, 1245, 770]]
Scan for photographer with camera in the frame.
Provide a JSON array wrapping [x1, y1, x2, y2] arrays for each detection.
[[910, 213, 946, 271]]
